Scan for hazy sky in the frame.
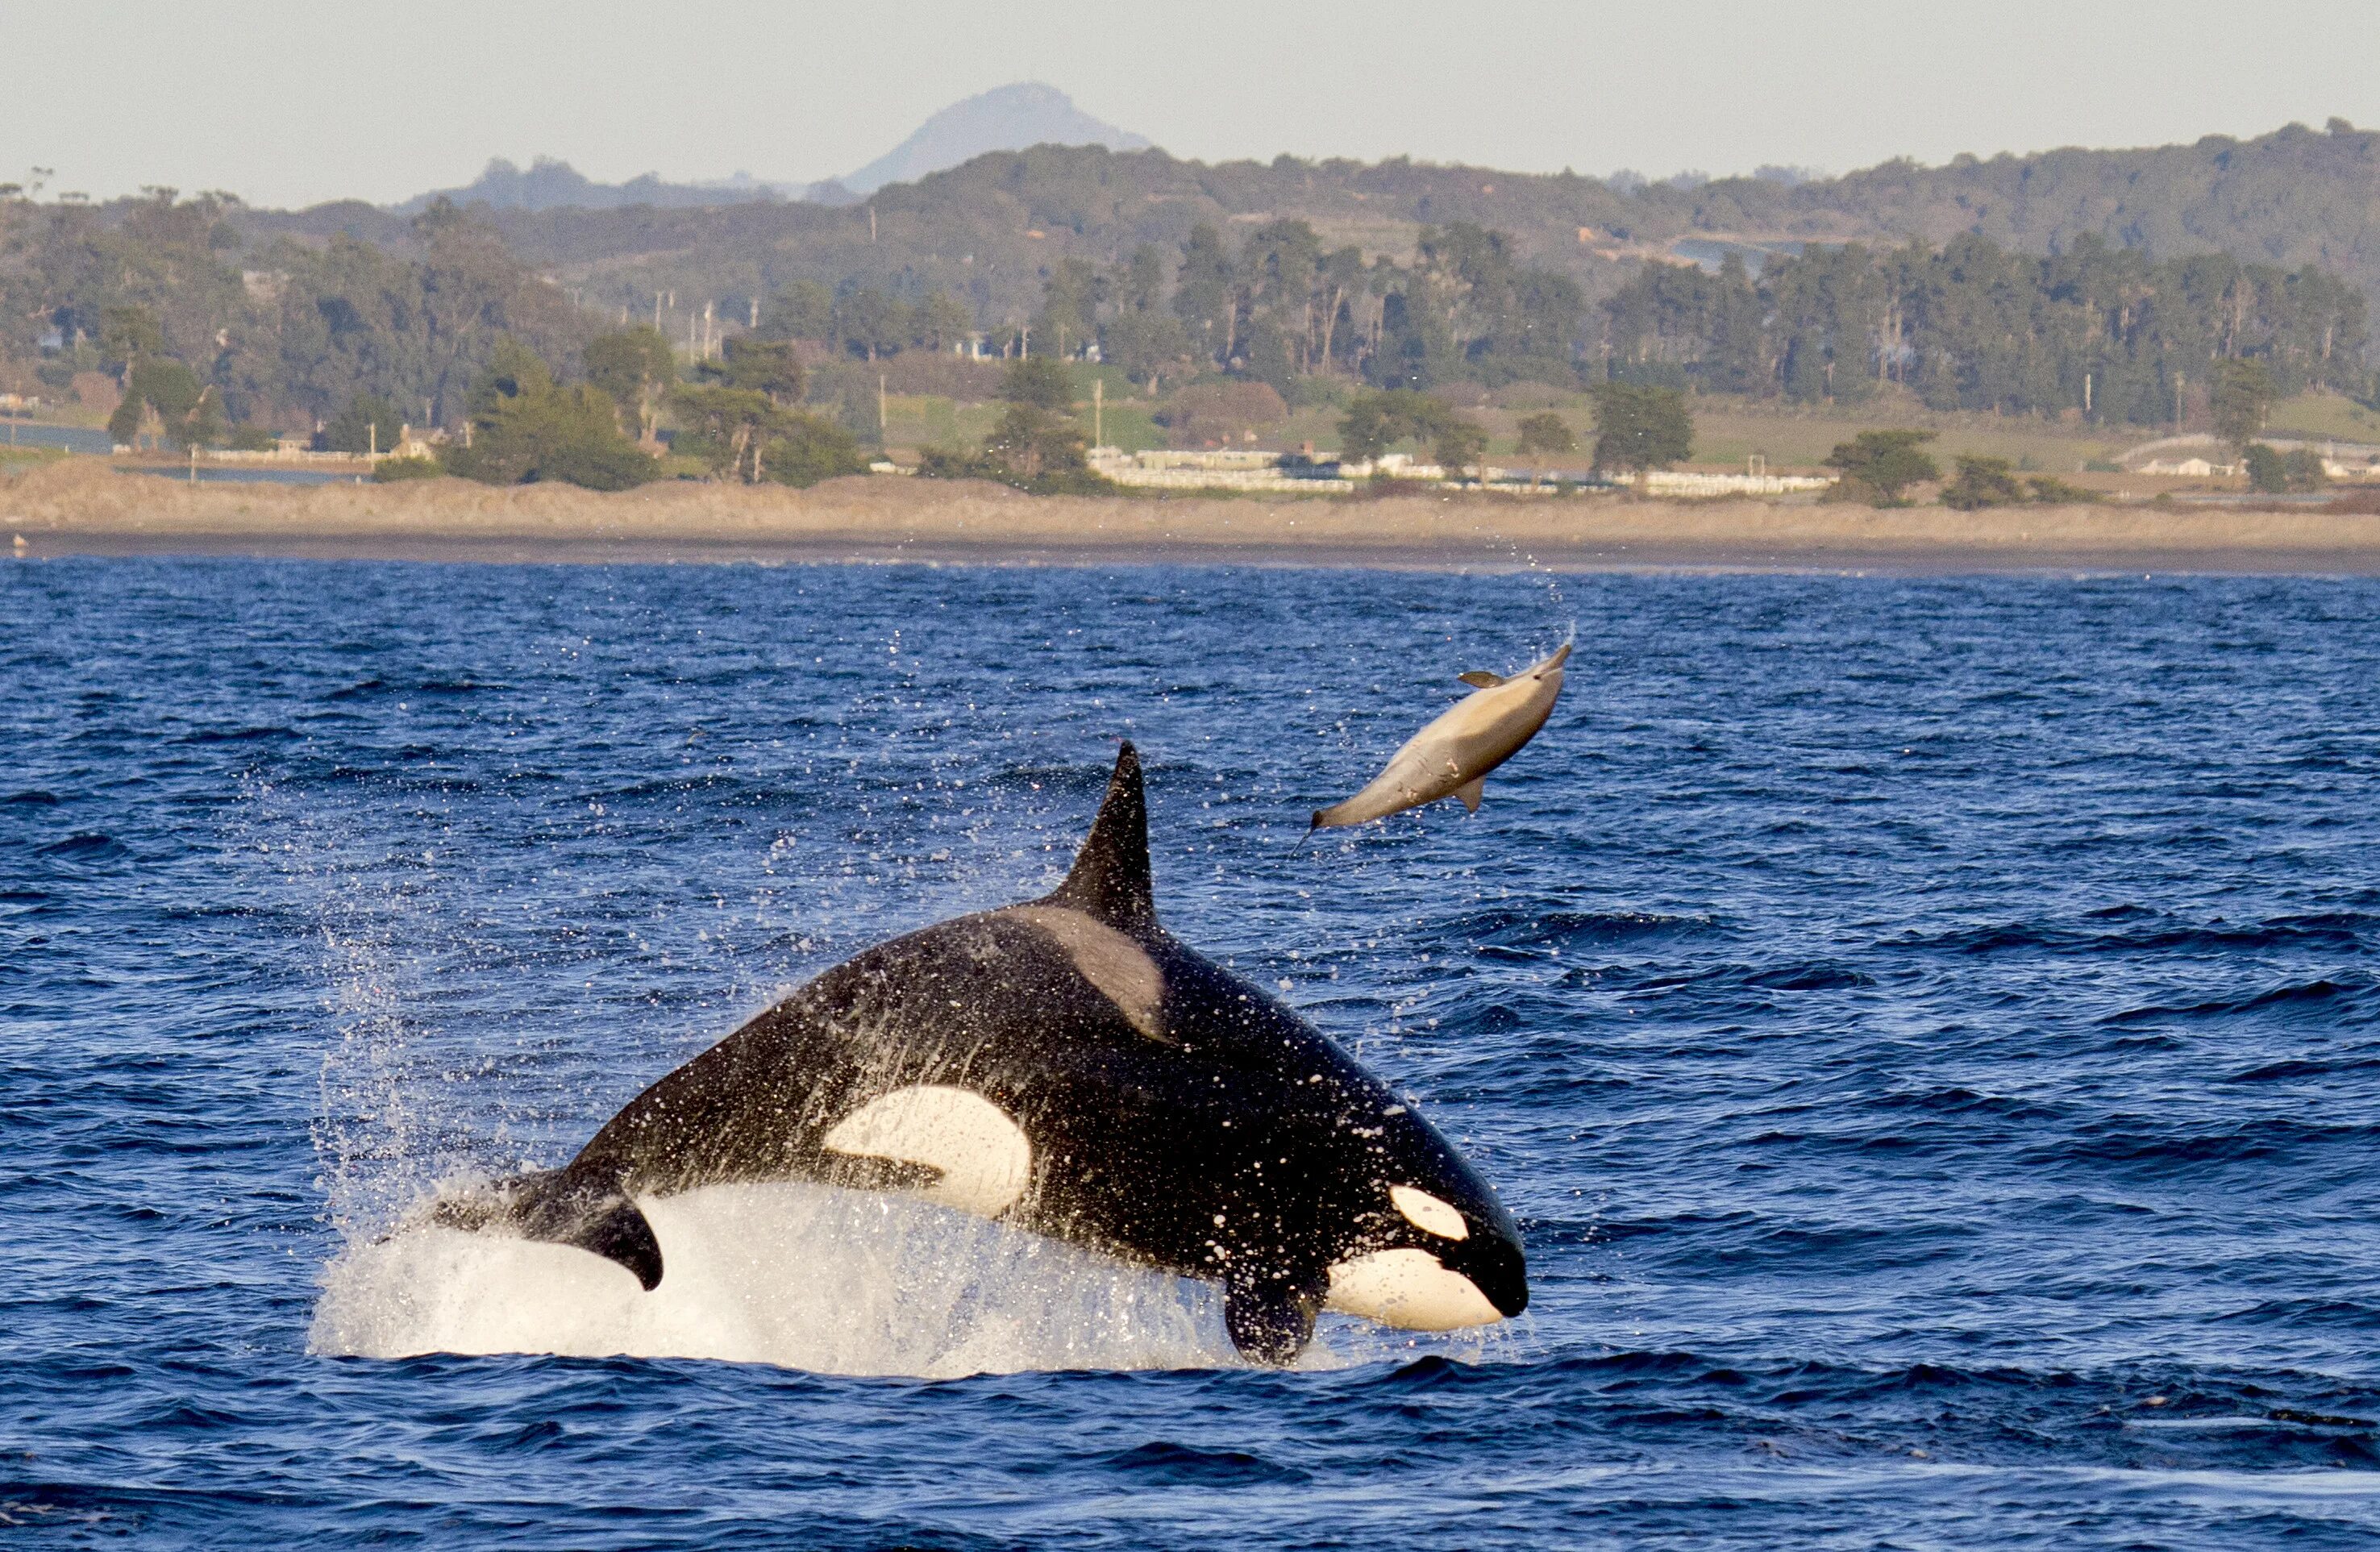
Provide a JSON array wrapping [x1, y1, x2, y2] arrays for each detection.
[[7, 0, 2376, 208]]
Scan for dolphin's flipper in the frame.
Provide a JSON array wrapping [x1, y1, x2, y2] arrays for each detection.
[[439, 1168, 666, 1291], [1454, 776, 1485, 813], [1457, 670, 1507, 689], [1223, 1270, 1327, 1365]]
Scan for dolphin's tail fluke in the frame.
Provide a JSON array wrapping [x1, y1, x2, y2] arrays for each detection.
[[431, 1167, 664, 1291]]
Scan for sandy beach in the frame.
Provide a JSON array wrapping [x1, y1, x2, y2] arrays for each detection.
[[6, 460, 2378, 573]]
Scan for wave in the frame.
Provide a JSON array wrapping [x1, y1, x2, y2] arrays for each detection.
[[1099, 1441, 1312, 1485], [1441, 905, 1723, 955], [322, 676, 512, 703], [2032, 1115, 2380, 1169], [177, 725, 298, 745], [2103, 976, 2374, 1025], [1887, 913, 2375, 957], [34, 833, 126, 860]]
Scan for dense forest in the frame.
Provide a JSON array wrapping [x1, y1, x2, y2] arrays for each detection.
[[232, 119, 2380, 344], [0, 191, 592, 432], [5, 117, 2378, 442], [1603, 235, 2367, 425]]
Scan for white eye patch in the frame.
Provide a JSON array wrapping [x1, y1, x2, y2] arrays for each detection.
[[1389, 1185, 1467, 1241]]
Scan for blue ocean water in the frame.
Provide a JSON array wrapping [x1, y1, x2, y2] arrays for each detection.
[[3, 555, 2378, 1549]]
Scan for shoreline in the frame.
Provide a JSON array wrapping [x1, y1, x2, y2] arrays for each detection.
[[8, 461, 2380, 576]]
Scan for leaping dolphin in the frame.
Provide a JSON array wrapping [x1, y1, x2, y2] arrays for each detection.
[[1309, 643, 1570, 834], [435, 743, 1526, 1364]]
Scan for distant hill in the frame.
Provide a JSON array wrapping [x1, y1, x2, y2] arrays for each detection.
[[389, 156, 807, 214], [839, 82, 1150, 194], [256, 119, 2380, 347], [382, 83, 1149, 216]]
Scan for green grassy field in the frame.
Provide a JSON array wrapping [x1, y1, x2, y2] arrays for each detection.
[[2266, 391, 2380, 443], [855, 377, 2368, 480], [880, 389, 1168, 457], [0, 444, 69, 473]]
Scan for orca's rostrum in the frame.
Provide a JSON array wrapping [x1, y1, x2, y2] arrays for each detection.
[[441, 743, 1527, 1363]]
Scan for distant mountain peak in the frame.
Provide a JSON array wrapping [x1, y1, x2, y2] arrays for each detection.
[[841, 82, 1150, 194], [390, 156, 791, 214]]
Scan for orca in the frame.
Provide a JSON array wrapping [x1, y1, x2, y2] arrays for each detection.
[[437, 743, 1527, 1363], [1310, 643, 1570, 834]]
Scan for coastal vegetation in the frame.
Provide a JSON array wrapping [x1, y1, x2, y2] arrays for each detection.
[[439, 339, 655, 490], [1824, 430, 1940, 506], [1584, 384, 1693, 472], [227, 120, 2380, 361], [917, 357, 1111, 494], [1600, 235, 2364, 424], [7, 120, 2380, 493]]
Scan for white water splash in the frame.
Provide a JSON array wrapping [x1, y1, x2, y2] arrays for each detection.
[[313, 1180, 1243, 1375], [311, 1179, 1518, 1376]]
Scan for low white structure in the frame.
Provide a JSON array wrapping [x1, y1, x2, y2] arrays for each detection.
[[1088, 447, 1358, 493], [1079, 445, 1838, 498], [1642, 469, 1835, 497], [2124, 433, 2380, 480], [1340, 451, 1449, 481]]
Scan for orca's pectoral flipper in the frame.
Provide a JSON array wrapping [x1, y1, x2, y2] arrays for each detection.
[[435, 1168, 665, 1291], [1223, 1267, 1327, 1366]]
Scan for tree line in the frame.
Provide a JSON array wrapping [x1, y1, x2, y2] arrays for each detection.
[[998, 218, 1584, 395], [1601, 232, 2368, 424], [336, 123, 2380, 384], [402, 328, 867, 489], [8, 182, 2374, 491], [2, 189, 593, 437], [716, 216, 1587, 403]]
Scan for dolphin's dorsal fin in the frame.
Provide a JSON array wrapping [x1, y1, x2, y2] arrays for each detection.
[[1458, 670, 1506, 689], [1046, 742, 1157, 930]]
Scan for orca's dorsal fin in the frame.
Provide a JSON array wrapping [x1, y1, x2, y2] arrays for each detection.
[[1458, 670, 1507, 689], [1046, 742, 1157, 930]]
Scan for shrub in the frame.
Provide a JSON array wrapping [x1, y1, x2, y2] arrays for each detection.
[[323, 393, 403, 455], [1433, 417, 1491, 479], [106, 356, 220, 449], [1159, 380, 1288, 447], [762, 413, 868, 488], [1001, 356, 1077, 411], [2245, 443, 2327, 493], [1941, 455, 2028, 510], [442, 339, 657, 491], [2285, 447, 2328, 491], [918, 401, 1114, 496], [1338, 389, 1450, 462], [1823, 430, 1939, 506], [1514, 411, 1577, 458], [1587, 383, 1691, 472], [2024, 475, 2100, 505], [371, 455, 441, 482]]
